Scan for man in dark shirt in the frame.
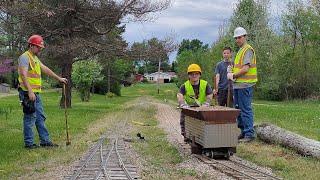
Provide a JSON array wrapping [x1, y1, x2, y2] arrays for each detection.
[[213, 47, 233, 107]]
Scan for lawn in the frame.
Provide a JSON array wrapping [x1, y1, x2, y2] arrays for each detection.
[[0, 83, 319, 179], [125, 83, 320, 179], [126, 83, 320, 141], [0, 89, 135, 178]]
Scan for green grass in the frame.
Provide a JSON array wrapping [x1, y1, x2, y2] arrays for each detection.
[[122, 83, 179, 102], [253, 100, 320, 141], [0, 83, 319, 179], [125, 83, 320, 179], [127, 83, 320, 141], [126, 100, 204, 179], [0, 90, 135, 178], [237, 140, 320, 180]]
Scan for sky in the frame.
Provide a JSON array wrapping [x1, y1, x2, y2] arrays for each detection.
[[122, 0, 289, 62]]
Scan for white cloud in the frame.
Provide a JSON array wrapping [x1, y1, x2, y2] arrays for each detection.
[[155, 16, 212, 29], [123, 0, 285, 62]]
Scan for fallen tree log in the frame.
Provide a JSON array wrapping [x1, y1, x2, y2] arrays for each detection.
[[255, 123, 320, 159]]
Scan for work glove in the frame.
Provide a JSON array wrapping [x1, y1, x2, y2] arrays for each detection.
[[202, 102, 210, 107], [227, 73, 235, 81], [180, 103, 189, 108], [213, 89, 218, 96], [227, 65, 233, 73]]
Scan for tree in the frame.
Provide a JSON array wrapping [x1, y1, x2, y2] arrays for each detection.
[[130, 37, 176, 75], [0, 0, 171, 107], [72, 59, 103, 102], [176, 49, 213, 88], [131, 41, 149, 74], [177, 39, 209, 55], [278, 0, 320, 99], [97, 58, 134, 96]]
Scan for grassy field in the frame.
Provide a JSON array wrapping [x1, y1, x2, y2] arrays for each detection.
[[125, 83, 320, 179], [0, 89, 135, 178], [0, 83, 319, 179], [126, 83, 320, 141]]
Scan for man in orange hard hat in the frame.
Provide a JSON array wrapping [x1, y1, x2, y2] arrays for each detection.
[[177, 64, 213, 142], [18, 34, 67, 149]]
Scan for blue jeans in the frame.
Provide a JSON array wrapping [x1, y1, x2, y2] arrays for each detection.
[[19, 91, 51, 146], [233, 87, 254, 138]]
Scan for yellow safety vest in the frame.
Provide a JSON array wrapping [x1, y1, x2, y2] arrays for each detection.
[[18, 51, 42, 92], [233, 44, 258, 83], [184, 79, 207, 105]]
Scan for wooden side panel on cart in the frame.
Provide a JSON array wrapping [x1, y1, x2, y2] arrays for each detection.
[[183, 106, 240, 149], [185, 116, 239, 148]]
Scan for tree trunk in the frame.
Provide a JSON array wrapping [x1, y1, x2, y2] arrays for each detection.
[[60, 62, 72, 108], [255, 123, 320, 159], [107, 63, 111, 93]]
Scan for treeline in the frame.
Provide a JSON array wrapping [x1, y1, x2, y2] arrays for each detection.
[[176, 0, 320, 101], [0, 1, 171, 105]]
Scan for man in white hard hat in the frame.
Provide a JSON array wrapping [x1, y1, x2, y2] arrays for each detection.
[[227, 27, 258, 143]]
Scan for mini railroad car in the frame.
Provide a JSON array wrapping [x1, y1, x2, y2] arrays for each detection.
[[182, 106, 240, 159]]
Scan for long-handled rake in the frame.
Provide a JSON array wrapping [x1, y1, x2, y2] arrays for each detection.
[[63, 84, 71, 146]]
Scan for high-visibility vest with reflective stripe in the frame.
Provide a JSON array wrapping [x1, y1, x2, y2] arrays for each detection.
[[233, 44, 258, 83], [18, 51, 42, 92], [184, 79, 207, 105]]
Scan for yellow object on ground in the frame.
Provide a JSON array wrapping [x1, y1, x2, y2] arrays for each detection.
[[132, 120, 150, 126]]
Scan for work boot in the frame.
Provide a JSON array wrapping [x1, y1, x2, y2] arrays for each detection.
[[239, 137, 254, 143], [184, 137, 191, 143], [25, 144, 40, 149], [40, 142, 59, 148]]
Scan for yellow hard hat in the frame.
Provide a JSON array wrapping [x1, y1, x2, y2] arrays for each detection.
[[187, 64, 201, 74]]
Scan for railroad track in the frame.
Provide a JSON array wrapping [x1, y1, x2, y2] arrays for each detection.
[[195, 154, 282, 180], [65, 137, 139, 180]]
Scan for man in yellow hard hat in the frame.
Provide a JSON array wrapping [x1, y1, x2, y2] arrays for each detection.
[[227, 27, 258, 143], [18, 35, 67, 149], [177, 64, 213, 141]]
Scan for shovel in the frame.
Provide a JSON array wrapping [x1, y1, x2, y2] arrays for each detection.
[[189, 96, 201, 107], [63, 84, 71, 146]]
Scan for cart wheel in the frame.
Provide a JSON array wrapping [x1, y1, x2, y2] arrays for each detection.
[[224, 151, 232, 160]]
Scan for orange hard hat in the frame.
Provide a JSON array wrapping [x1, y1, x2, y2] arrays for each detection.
[[28, 35, 45, 48]]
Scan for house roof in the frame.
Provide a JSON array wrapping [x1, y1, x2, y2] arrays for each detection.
[[145, 72, 173, 77]]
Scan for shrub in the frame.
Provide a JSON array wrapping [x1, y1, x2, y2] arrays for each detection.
[[72, 60, 104, 101], [106, 92, 115, 98]]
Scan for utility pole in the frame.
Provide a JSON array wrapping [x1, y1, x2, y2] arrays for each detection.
[[157, 58, 161, 94]]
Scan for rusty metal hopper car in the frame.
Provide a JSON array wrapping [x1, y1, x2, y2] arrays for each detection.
[[182, 106, 240, 159]]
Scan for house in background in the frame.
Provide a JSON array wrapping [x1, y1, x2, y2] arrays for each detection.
[[0, 83, 10, 93], [134, 74, 144, 82], [145, 71, 176, 83]]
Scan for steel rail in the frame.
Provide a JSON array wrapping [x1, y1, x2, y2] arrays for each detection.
[[95, 139, 116, 180], [229, 159, 282, 180], [70, 137, 106, 180], [115, 138, 134, 180], [196, 155, 281, 180]]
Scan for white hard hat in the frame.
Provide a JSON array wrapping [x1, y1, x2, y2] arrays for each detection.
[[233, 27, 247, 38]]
